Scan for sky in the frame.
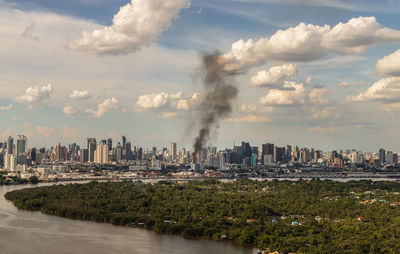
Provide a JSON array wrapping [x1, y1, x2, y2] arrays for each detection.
[[1, 0, 400, 152]]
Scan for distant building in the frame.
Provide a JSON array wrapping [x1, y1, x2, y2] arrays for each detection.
[[169, 142, 177, 161], [379, 148, 385, 164]]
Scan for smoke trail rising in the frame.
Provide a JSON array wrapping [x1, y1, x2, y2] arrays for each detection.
[[193, 52, 239, 156]]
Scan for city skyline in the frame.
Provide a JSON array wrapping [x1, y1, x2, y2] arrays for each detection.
[[1, 0, 400, 152]]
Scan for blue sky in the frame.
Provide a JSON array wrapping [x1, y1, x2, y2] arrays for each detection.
[[1, 0, 400, 152]]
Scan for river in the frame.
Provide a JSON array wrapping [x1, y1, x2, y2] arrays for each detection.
[[0, 182, 257, 254]]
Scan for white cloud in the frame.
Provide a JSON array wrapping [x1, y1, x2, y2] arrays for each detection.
[[309, 88, 328, 104], [159, 112, 179, 118], [68, 0, 190, 55], [251, 64, 297, 87], [223, 114, 270, 123], [260, 82, 306, 105], [135, 92, 201, 111], [376, 49, 400, 76], [221, 17, 400, 72], [63, 105, 78, 116], [15, 84, 54, 106], [70, 90, 92, 100], [36, 125, 55, 137], [337, 82, 350, 88], [347, 77, 400, 102], [61, 125, 81, 139], [0, 104, 14, 111], [86, 97, 119, 118]]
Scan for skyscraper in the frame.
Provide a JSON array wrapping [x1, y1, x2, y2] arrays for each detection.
[[107, 138, 112, 151], [7, 136, 13, 155], [261, 143, 274, 165], [87, 138, 97, 162], [379, 148, 386, 164], [169, 142, 177, 161], [16, 135, 27, 155]]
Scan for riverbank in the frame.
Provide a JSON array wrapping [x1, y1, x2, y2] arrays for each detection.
[[5, 179, 400, 253]]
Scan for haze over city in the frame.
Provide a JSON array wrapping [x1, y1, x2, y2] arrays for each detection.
[[1, 0, 400, 152]]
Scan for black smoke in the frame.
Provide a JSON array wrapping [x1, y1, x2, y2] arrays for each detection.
[[193, 52, 239, 156]]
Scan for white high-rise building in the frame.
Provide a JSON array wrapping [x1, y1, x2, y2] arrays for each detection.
[[94, 144, 109, 164], [4, 153, 17, 172]]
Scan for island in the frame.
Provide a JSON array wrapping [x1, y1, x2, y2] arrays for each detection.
[[5, 179, 400, 253]]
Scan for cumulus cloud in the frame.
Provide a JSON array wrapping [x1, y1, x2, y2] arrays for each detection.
[[260, 82, 306, 105], [135, 92, 201, 111], [347, 77, 400, 102], [15, 84, 54, 106], [376, 49, 400, 76], [68, 0, 190, 55], [223, 114, 270, 123], [309, 88, 328, 104], [70, 90, 92, 100], [221, 17, 400, 72], [159, 112, 179, 118], [36, 125, 55, 137], [63, 106, 78, 116], [337, 82, 350, 88], [251, 64, 298, 87], [61, 125, 81, 139], [86, 98, 119, 118], [0, 104, 14, 111]]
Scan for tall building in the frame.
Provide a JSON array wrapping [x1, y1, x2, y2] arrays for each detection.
[[169, 142, 177, 161], [87, 138, 97, 162], [125, 142, 132, 160], [261, 143, 274, 165], [107, 138, 112, 151], [56, 143, 63, 161], [7, 136, 13, 155], [94, 144, 109, 164], [16, 135, 27, 155], [122, 136, 126, 150], [379, 148, 386, 164]]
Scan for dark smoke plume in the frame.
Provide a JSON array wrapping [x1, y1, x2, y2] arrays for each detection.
[[193, 52, 238, 155]]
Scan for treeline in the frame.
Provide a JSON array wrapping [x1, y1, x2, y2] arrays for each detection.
[[5, 179, 400, 253]]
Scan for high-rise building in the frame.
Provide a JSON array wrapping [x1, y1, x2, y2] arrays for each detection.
[[125, 142, 132, 160], [16, 135, 27, 155], [261, 143, 274, 165], [107, 138, 112, 151], [94, 143, 108, 164], [7, 136, 13, 155], [56, 143, 63, 161], [379, 148, 386, 164], [169, 142, 177, 161], [122, 136, 126, 150], [87, 138, 97, 162]]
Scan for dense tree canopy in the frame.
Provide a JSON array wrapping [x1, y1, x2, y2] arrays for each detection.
[[5, 179, 400, 253]]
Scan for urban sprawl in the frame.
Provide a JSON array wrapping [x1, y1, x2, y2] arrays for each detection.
[[2, 135, 400, 182]]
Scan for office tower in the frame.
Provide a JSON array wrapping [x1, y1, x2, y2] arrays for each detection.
[[386, 151, 394, 164], [87, 138, 97, 162], [169, 142, 177, 161], [393, 153, 399, 165], [29, 148, 37, 163], [107, 138, 112, 151], [152, 147, 157, 156], [261, 143, 274, 165], [79, 149, 88, 163], [125, 142, 132, 160], [274, 146, 286, 163], [379, 148, 385, 164], [286, 145, 292, 162], [56, 143, 63, 161], [7, 136, 13, 155], [94, 143, 109, 164], [16, 135, 27, 155], [137, 147, 143, 160], [122, 136, 126, 150], [115, 143, 122, 162]]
